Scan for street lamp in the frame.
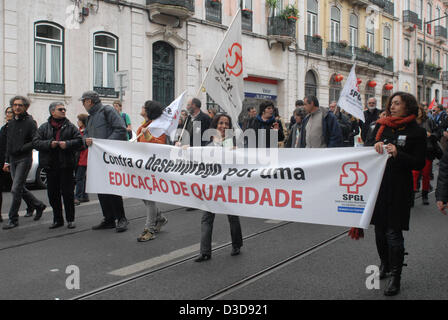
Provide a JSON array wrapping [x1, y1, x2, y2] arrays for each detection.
[[422, 14, 448, 104]]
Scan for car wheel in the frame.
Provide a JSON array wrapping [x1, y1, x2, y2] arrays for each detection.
[[35, 167, 47, 189]]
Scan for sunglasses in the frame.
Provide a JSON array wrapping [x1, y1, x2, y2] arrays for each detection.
[[57, 108, 66, 112]]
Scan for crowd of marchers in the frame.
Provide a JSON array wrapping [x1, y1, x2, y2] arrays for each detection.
[[1, 90, 448, 298]]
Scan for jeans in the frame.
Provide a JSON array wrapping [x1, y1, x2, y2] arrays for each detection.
[[200, 212, 243, 255], [75, 166, 88, 200], [8, 158, 45, 222], [142, 200, 164, 232], [46, 167, 75, 223]]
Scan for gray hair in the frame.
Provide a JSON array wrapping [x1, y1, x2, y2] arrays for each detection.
[[49, 101, 64, 114]]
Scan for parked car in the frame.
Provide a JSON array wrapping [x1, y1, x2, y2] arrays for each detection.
[[1, 150, 47, 191]]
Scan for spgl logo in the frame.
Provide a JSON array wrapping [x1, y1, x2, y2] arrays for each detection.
[[339, 162, 367, 194]]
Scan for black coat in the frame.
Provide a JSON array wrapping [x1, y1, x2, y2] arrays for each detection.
[[185, 111, 212, 146], [365, 121, 426, 230], [0, 123, 7, 168], [245, 115, 285, 148], [4, 112, 37, 162], [33, 117, 82, 169], [436, 150, 448, 203], [360, 109, 380, 142]]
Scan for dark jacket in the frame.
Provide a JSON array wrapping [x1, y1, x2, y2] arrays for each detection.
[[33, 117, 83, 169], [245, 115, 285, 148], [85, 102, 127, 141], [419, 118, 441, 161], [5, 112, 37, 163], [0, 123, 7, 168], [360, 108, 381, 142], [299, 107, 343, 148], [436, 150, 448, 203], [365, 121, 426, 230], [285, 122, 301, 148], [185, 111, 212, 146], [332, 111, 352, 147]]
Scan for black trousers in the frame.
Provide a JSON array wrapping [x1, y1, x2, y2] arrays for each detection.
[[97, 194, 126, 223], [374, 225, 404, 254], [46, 167, 75, 223]]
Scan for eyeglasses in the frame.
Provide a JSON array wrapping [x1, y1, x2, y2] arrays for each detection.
[[57, 108, 66, 112], [6, 111, 13, 114], [13, 104, 24, 107]]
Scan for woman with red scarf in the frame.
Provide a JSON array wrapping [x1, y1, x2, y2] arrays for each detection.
[[350, 92, 426, 296]]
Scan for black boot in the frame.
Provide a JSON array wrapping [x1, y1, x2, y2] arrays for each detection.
[[376, 239, 390, 280], [384, 246, 405, 296], [422, 191, 429, 205]]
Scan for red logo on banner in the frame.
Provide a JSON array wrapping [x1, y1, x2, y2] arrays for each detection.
[[226, 42, 243, 77], [339, 162, 368, 194]]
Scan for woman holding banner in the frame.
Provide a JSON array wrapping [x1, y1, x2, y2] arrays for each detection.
[[194, 113, 243, 262], [351, 92, 426, 296], [136, 100, 169, 242]]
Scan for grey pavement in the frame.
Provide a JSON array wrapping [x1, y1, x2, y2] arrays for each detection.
[[0, 188, 447, 300]]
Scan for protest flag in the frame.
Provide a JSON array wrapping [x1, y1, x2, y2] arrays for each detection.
[[337, 64, 365, 122]]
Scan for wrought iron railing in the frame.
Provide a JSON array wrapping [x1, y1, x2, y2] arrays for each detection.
[[384, 58, 394, 72], [384, 0, 394, 16], [435, 26, 447, 39], [326, 42, 353, 60], [403, 10, 422, 30], [34, 82, 65, 94], [146, 0, 194, 12], [369, 0, 385, 8], [442, 71, 448, 82], [267, 16, 296, 38], [305, 35, 322, 55], [205, 0, 221, 24], [242, 9, 252, 32], [417, 61, 441, 79]]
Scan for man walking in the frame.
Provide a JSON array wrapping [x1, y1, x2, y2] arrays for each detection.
[[299, 95, 343, 148], [360, 97, 381, 143], [81, 91, 129, 232], [182, 98, 211, 147], [33, 102, 82, 229], [2, 96, 46, 230]]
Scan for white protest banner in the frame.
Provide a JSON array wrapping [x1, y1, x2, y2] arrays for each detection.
[[337, 64, 365, 122], [149, 90, 187, 140], [201, 9, 244, 129], [87, 140, 388, 229]]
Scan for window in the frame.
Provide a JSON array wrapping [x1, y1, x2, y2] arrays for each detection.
[[305, 70, 317, 97], [34, 22, 64, 94], [93, 32, 118, 95], [404, 38, 410, 66], [436, 89, 440, 103], [205, 0, 222, 24], [367, 29, 374, 52], [274, 0, 283, 16], [427, 47, 432, 63], [436, 7, 441, 26], [445, 53, 448, 71], [436, 50, 441, 67], [330, 7, 340, 43], [350, 14, 358, 47], [329, 74, 342, 103], [418, 43, 423, 60], [427, 3, 432, 34], [416, 0, 423, 18], [307, 0, 318, 36], [241, 0, 253, 31], [383, 26, 391, 57]]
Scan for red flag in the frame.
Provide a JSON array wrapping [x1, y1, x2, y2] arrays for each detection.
[[428, 98, 436, 110]]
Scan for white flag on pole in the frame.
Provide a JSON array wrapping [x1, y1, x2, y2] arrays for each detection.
[[201, 9, 244, 129], [149, 90, 187, 140], [337, 64, 365, 122]]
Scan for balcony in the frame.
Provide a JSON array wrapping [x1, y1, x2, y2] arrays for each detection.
[[442, 71, 448, 82], [369, 0, 385, 8], [417, 61, 441, 80], [267, 16, 296, 50], [346, 0, 369, 7], [305, 35, 322, 55], [443, 1, 448, 6], [403, 10, 422, 31], [205, 0, 221, 24], [384, 57, 394, 72], [242, 9, 252, 32], [326, 42, 353, 60], [384, 0, 394, 16], [146, 0, 194, 22], [34, 82, 65, 95], [435, 26, 447, 44]]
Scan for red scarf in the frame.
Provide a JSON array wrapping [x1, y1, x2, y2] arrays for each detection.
[[375, 115, 416, 142], [50, 118, 64, 141]]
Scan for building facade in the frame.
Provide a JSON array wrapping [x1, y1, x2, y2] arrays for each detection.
[[0, 0, 445, 128]]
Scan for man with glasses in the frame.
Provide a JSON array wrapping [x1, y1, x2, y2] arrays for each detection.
[[80, 90, 130, 232], [2, 96, 47, 230], [33, 102, 82, 229]]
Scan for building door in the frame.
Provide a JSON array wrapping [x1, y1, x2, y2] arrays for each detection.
[[153, 41, 174, 107]]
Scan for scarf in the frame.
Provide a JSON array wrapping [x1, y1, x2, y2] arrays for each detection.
[[50, 117, 65, 141], [256, 115, 275, 129], [375, 115, 416, 142]]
